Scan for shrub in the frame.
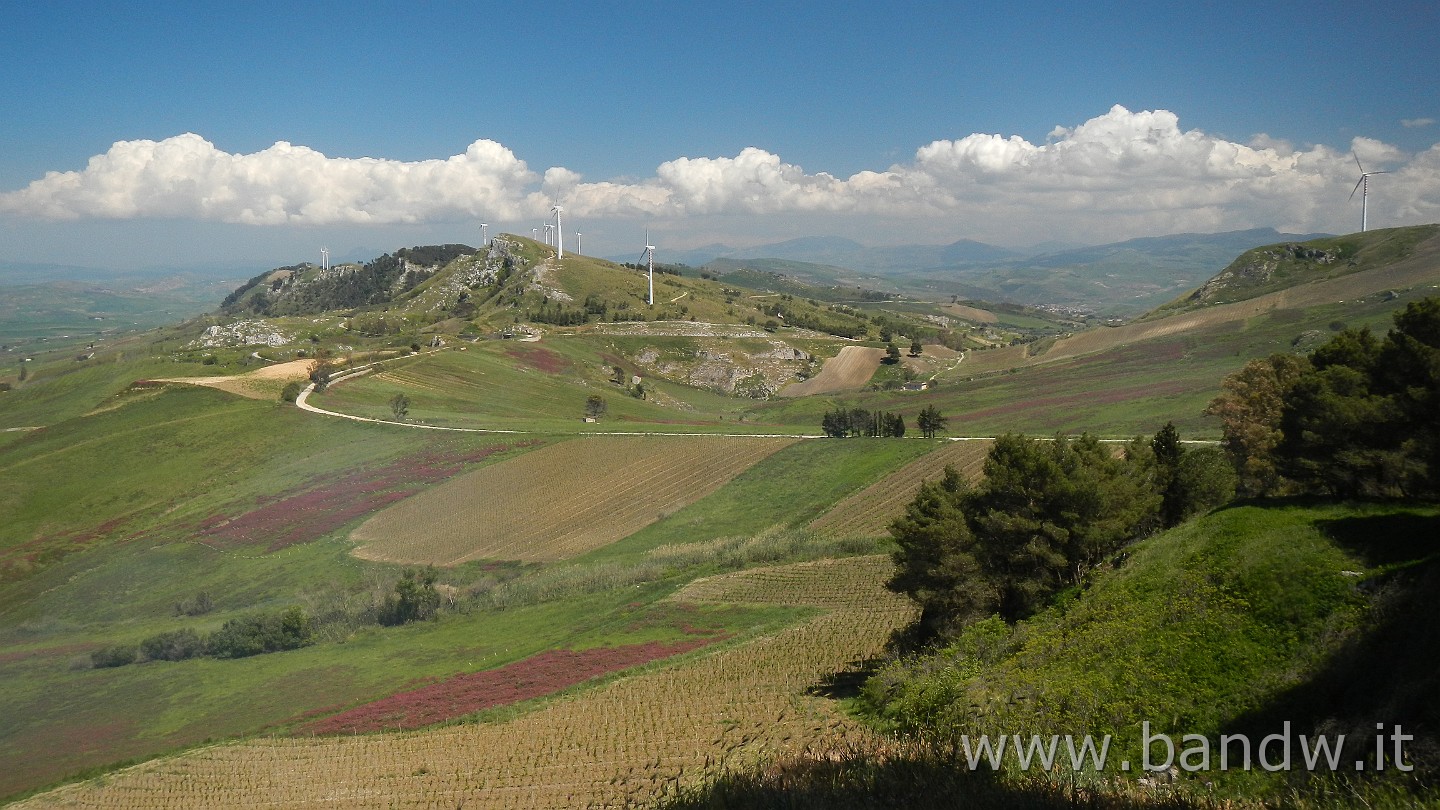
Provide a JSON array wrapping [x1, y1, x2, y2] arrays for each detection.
[[280, 381, 304, 403], [173, 590, 214, 616], [90, 644, 138, 669], [206, 607, 314, 659], [379, 568, 441, 626], [140, 628, 205, 662]]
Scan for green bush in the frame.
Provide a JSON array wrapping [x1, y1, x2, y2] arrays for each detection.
[[139, 628, 205, 662], [90, 644, 138, 669], [205, 607, 314, 659]]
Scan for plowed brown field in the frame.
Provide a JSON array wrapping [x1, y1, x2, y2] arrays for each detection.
[[778, 346, 884, 397]]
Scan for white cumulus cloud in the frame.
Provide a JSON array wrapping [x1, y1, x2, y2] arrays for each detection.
[[0, 134, 543, 225], [4, 105, 1440, 246]]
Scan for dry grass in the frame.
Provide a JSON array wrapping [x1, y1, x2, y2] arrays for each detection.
[[150, 359, 313, 400], [16, 556, 915, 809], [351, 436, 796, 565]]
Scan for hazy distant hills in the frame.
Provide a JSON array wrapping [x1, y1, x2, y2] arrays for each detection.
[[668, 228, 1331, 316], [0, 264, 240, 343], [667, 235, 1023, 271]]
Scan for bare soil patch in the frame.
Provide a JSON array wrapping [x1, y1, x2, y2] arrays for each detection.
[[151, 359, 313, 400], [778, 346, 884, 397]]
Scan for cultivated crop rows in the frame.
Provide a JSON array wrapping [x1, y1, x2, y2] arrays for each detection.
[[18, 556, 916, 809], [352, 436, 795, 565], [808, 439, 991, 538]]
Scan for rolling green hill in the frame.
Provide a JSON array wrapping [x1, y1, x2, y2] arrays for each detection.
[[3, 225, 1439, 807], [1146, 225, 1440, 319]]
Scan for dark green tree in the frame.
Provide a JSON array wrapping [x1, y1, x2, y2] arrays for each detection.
[[389, 393, 411, 421], [1151, 421, 1185, 527], [888, 433, 1162, 634], [916, 405, 948, 439], [887, 466, 995, 639], [821, 408, 850, 438], [206, 607, 313, 658], [584, 394, 608, 420]]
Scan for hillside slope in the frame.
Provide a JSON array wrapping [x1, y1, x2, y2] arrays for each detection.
[[958, 225, 1440, 377]]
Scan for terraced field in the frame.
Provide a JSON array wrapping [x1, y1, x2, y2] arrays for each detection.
[[351, 435, 796, 565], [17, 556, 914, 809], [809, 440, 992, 538]]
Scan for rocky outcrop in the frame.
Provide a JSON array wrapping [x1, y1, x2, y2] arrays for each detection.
[[1188, 243, 1340, 305], [189, 320, 292, 348], [631, 339, 811, 398]]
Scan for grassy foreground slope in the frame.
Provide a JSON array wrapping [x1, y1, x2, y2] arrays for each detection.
[[12, 557, 915, 809], [657, 501, 1440, 809]]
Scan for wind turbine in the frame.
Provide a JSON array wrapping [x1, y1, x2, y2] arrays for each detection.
[[1350, 153, 1391, 233], [638, 230, 656, 306], [575, 232, 582, 254], [480, 222, 488, 247], [320, 246, 330, 271], [551, 203, 565, 259]]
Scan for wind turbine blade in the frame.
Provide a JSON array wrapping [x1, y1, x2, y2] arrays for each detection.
[[1350, 177, 1364, 201], [1354, 152, 1365, 173]]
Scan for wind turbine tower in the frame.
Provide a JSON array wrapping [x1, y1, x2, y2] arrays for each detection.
[[552, 204, 565, 259], [638, 231, 656, 306], [320, 247, 330, 271], [480, 222, 488, 247], [543, 223, 552, 247], [575, 232, 582, 254], [1350, 153, 1391, 233]]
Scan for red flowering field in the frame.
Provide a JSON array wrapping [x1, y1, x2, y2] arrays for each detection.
[[503, 343, 570, 374], [197, 441, 540, 551], [298, 638, 721, 735]]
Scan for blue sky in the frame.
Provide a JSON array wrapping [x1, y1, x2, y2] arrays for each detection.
[[2, 0, 1438, 271]]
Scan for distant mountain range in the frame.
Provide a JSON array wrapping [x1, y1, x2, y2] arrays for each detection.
[[661, 235, 1026, 271], [654, 228, 1331, 316]]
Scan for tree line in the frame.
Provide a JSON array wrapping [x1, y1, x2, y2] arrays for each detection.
[[1207, 297, 1440, 499], [822, 405, 948, 439], [90, 569, 443, 669]]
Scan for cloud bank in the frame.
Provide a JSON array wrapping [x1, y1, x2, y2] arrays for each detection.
[[4, 105, 1439, 244]]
